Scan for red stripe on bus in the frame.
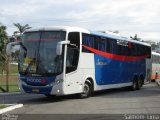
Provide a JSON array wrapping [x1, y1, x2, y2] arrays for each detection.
[[82, 45, 149, 61]]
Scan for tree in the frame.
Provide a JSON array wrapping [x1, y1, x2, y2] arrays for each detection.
[[0, 23, 8, 71], [130, 34, 141, 41], [13, 23, 31, 42], [13, 23, 31, 34], [0, 23, 9, 92]]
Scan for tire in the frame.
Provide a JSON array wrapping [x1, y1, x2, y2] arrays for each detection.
[[136, 79, 143, 90], [133, 77, 143, 90], [79, 80, 93, 98], [139, 79, 143, 87], [139, 76, 144, 87], [130, 77, 141, 91], [44, 94, 56, 98], [136, 78, 141, 90], [131, 79, 137, 91]]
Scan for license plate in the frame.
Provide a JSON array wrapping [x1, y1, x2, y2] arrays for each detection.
[[32, 89, 40, 93]]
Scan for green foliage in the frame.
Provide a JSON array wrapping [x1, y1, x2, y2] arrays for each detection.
[[0, 104, 7, 109], [0, 64, 18, 74], [10, 64, 18, 74], [13, 23, 31, 34], [0, 23, 8, 72]]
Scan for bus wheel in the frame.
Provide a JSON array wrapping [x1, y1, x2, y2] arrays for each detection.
[[140, 76, 144, 87], [44, 94, 56, 98], [133, 77, 143, 90], [139, 78, 143, 87], [136, 79, 141, 90], [79, 80, 93, 98], [131, 78, 138, 91]]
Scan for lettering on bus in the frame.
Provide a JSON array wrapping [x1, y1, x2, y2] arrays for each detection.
[[82, 33, 151, 59], [96, 59, 107, 66], [117, 39, 128, 47]]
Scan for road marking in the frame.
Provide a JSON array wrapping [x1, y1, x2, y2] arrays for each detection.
[[0, 104, 23, 114]]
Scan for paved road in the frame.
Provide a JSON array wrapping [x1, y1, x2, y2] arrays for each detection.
[[0, 83, 160, 119]]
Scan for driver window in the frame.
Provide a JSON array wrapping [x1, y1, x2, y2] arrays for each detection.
[[66, 32, 80, 73]]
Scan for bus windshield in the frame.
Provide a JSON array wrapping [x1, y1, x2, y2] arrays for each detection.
[[19, 31, 66, 75]]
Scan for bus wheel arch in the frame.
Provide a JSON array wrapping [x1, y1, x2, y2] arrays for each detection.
[[79, 78, 94, 98]]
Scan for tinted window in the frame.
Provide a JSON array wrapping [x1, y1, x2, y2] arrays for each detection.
[[82, 33, 151, 58]]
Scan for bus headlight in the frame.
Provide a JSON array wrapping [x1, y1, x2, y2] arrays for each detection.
[[47, 79, 63, 87]]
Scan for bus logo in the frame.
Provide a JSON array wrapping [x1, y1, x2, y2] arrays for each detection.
[[27, 78, 42, 83]]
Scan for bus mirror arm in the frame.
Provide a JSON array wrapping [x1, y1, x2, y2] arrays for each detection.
[[56, 41, 70, 55]]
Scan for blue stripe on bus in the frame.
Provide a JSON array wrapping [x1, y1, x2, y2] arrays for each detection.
[[94, 54, 146, 85]]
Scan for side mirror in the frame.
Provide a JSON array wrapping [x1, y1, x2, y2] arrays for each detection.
[[6, 42, 20, 56], [57, 41, 70, 55]]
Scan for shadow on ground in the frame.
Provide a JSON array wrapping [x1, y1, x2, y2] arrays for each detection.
[[20, 82, 160, 104]]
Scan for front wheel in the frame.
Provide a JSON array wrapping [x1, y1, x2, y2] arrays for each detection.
[[79, 80, 93, 98], [44, 94, 56, 98]]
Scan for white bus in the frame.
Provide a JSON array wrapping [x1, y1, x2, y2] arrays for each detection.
[[6, 26, 152, 98], [151, 52, 160, 81]]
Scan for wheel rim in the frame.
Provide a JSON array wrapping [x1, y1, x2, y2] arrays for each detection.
[[83, 83, 90, 94], [133, 81, 136, 89]]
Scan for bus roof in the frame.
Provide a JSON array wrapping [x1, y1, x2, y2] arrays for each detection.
[[25, 26, 151, 47], [90, 31, 151, 47], [25, 26, 90, 33]]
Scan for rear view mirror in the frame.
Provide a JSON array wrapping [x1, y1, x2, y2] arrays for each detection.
[[57, 41, 70, 55]]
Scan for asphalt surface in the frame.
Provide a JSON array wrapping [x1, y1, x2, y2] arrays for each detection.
[[0, 82, 160, 120]]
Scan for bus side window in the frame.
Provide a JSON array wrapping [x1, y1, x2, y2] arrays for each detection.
[[66, 32, 80, 73]]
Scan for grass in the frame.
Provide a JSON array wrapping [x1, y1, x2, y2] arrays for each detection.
[[0, 62, 19, 92], [0, 104, 7, 109], [0, 85, 19, 92], [9, 85, 19, 92], [0, 64, 18, 75], [0, 75, 20, 92], [10, 64, 18, 74]]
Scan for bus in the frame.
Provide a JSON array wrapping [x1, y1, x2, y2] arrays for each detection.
[[6, 26, 152, 98], [151, 52, 160, 81]]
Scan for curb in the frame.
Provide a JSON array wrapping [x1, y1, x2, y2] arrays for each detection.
[[0, 104, 23, 114], [0, 92, 21, 96]]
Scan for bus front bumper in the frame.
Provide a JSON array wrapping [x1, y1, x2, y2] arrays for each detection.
[[19, 81, 64, 95]]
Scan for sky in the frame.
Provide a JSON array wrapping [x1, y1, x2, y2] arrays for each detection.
[[0, 0, 160, 41]]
